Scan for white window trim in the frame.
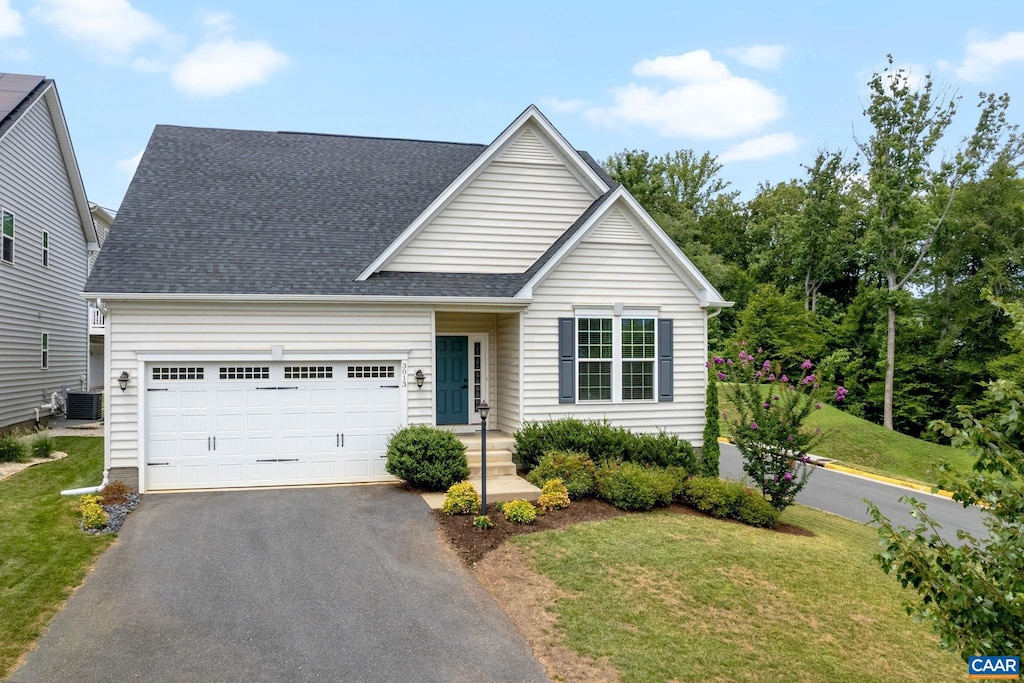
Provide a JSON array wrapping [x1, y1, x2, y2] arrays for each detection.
[[574, 312, 658, 404]]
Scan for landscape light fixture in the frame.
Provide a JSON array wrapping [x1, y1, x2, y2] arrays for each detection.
[[478, 399, 490, 513]]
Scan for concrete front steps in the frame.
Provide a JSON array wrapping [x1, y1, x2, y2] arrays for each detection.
[[419, 431, 541, 510]]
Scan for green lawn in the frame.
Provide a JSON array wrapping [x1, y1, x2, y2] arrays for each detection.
[[719, 394, 972, 486], [0, 437, 114, 679], [516, 506, 963, 683]]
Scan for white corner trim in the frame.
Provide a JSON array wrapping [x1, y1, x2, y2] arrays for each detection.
[[355, 105, 611, 280], [515, 188, 732, 308]]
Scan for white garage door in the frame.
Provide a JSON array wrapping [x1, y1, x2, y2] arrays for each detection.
[[144, 362, 402, 491]]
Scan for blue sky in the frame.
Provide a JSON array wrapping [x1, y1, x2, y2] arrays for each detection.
[[2, 0, 1022, 211]]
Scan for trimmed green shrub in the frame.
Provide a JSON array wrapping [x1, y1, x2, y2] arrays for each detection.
[[80, 494, 108, 530], [596, 462, 677, 511], [0, 430, 26, 463], [503, 499, 537, 524], [472, 515, 494, 529], [682, 477, 745, 518], [493, 500, 506, 513], [680, 477, 779, 528], [736, 491, 781, 529], [701, 373, 721, 477], [514, 418, 698, 474], [441, 481, 481, 516], [29, 430, 57, 459], [525, 450, 598, 499], [385, 425, 469, 491], [537, 479, 570, 511]]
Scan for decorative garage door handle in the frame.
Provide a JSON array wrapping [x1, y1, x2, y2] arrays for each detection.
[[337, 433, 344, 447], [256, 458, 300, 462], [148, 462, 169, 466], [256, 386, 299, 390], [147, 388, 169, 392], [380, 384, 400, 388]]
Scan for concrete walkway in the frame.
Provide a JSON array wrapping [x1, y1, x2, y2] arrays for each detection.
[[8, 485, 548, 683]]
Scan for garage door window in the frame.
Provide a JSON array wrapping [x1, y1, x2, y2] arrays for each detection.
[[284, 366, 333, 379], [152, 367, 204, 380], [348, 365, 395, 379], [219, 366, 270, 380]]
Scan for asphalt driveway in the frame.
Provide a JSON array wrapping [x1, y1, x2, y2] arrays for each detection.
[[9, 485, 548, 683]]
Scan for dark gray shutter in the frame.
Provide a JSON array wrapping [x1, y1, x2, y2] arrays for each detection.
[[658, 318, 674, 402], [558, 317, 575, 404]]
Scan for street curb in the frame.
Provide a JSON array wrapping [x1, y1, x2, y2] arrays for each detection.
[[716, 437, 955, 499]]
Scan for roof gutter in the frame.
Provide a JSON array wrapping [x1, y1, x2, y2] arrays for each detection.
[[81, 292, 530, 307]]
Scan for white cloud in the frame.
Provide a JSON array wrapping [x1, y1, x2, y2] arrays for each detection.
[[32, 0, 167, 57], [0, 0, 24, 37], [725, 44, 787, 70], [955, 32, 1024, 82], [171, 37, 288, 97], [116, 149, 143, 175], [633, 50, 730, 82], [200, 10, 233, 36], [538, 96, 588, 113], [719, 133, 799, 162], [586, 49, 785, 139]]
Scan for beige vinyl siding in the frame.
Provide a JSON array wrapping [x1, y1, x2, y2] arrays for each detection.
[[0, 97, 88, 428], [496, 312, 521, 434], [434, 311, 497, 425], [384, 125, 596, 273], [106, 302, 434, 471], [521, 206, 708, 445]]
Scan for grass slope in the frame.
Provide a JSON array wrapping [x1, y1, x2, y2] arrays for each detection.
[[720, 395, 972, 485], [0, 437, 113, 678], [517, 506, 962, 683]]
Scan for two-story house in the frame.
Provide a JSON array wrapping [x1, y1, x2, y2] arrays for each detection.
[[0, 73, 100, 430]]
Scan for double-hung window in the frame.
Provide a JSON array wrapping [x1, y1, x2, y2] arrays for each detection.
[[41, 333, 49, 369], [575, 311, 658, 403], [42, 231, 49, 267], [1, 210, 13, 264]]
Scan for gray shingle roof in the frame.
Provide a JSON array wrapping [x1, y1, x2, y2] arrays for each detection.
[[86, 124, 614, 297], [0, 75, 48, 141]]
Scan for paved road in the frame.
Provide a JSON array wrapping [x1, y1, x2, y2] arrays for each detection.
[[720, 443, 988, 543], [9, 486, 548, 683]]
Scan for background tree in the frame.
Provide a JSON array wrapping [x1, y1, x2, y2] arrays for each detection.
[[858, 56, 1011, 430]]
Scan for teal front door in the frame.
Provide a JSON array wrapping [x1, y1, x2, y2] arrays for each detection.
[[436, 336, 469, 425]]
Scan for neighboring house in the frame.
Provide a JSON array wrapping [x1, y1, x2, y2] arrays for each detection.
[[87, 203, 113, 388], [0, 73, 98, 431], [85, 106, 729, 492]]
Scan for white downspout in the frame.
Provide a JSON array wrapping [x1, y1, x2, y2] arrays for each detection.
[[61, 470, 109, 496]]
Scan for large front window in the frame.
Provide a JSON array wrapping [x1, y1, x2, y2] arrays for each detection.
[[577, 315, 656, 402]]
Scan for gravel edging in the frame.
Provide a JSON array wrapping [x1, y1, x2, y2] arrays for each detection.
[[82, 493, 141, 534]]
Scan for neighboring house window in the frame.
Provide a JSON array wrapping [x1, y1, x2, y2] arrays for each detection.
[[560, 311, 670, 405], [41, 333, 49, 369], [42, 231, 49, 267], [2, 210, 13, 264]]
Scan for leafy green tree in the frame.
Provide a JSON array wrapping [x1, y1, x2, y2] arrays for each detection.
[[732, 284, 826, 368], [869, 298, 1024, 659], [793, 150, 863, 312], [858, 56, 1013, 430]]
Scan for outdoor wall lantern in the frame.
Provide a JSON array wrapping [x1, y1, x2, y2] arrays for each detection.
[[415, 369, 425, 388], [118, 371, 130, 392]]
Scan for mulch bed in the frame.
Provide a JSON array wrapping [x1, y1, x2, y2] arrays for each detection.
[[435, 499, 813, 565]]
